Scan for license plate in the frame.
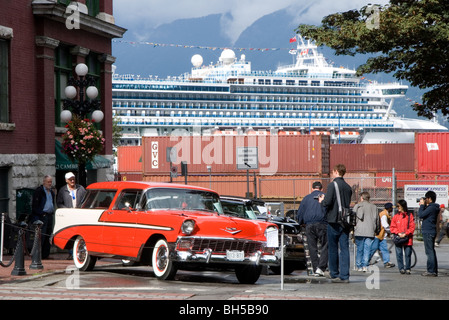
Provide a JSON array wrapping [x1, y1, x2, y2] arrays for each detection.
[[226, 250, 245, 261]]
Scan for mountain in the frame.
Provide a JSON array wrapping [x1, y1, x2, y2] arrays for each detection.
[[112, 8, 446, 126], [113, 14, 232, 78]]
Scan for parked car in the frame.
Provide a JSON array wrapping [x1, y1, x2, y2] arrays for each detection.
[[220, 196, 306, 274], [52, 181, 279, 284]]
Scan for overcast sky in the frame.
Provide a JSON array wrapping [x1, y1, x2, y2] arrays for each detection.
[[113, 0, 389, 43]]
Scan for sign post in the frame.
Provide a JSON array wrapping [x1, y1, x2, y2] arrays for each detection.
[[166, 147, 177, 182], [236, 147, 258, 198]]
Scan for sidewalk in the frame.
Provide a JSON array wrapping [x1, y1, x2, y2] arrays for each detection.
[[0, 252, 113, 283], [0, 252, 77, 283]]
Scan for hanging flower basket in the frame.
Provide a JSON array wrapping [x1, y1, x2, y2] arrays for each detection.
[[61, 115, 105, 165]]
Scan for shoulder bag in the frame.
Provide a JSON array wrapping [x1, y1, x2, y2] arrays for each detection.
[[334, 181, 356, 230], [392, 213, 410, 246]]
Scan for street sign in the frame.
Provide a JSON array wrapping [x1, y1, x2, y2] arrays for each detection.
[[404, 184, 449, 208], [170, 166, 178, 178], [166, 147, 177, 163], [236, 147, 258, 170]]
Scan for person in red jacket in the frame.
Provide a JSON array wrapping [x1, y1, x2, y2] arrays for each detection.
[[390, 199, 416, 274]]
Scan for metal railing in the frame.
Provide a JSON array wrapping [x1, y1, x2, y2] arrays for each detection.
[[0, 213, 44, 275]]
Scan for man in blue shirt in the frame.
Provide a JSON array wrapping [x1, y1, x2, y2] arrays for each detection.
[[297, 181, 327, 277], [418, 190, 440, 276], [31, 175, 55, 259]]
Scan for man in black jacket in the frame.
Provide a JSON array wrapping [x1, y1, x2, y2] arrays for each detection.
[[319, 164, 352, 283], [31, 175, 55, 259], [418, 190, 440, 276], [297, 181, 327, 276]]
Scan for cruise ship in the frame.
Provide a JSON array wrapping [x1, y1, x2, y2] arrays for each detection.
[[112, 35, 447, 145]]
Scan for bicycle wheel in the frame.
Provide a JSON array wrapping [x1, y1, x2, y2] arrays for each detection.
[[410, 247, 417, 269]]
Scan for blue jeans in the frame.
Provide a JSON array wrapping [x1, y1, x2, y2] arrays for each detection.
[[327, 223, 350, 280], [355, 236, 374, 268], [395, 245, 412, 271], [369, 237, 391, 264], [422, 233, 438, 274]]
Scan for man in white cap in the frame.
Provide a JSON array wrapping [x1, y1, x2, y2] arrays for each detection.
[[56, 172, 87, 208]]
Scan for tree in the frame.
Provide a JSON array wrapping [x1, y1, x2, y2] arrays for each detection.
[[112, 114, 122, 157], [296, 0, 449, 119]]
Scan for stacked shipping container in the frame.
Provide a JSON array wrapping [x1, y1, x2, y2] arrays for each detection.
[[141, 135, 330, 175], [117, 132, 449, 199]]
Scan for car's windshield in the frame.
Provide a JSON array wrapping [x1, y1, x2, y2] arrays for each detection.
[[221, 200, 258, 220], [142, 188, 223, 214]]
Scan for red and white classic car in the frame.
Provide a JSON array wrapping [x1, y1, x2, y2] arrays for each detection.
[[52, 181, 279, 284]]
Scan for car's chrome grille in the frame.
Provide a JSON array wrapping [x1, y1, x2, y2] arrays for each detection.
[[191, 238, 263, 254]]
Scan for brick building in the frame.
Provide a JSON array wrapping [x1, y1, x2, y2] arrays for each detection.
[[0, 0, 126, 220]]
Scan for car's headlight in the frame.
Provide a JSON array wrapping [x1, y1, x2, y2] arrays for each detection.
[[181, 219, 195, 235], [265, 226, 279, 248]]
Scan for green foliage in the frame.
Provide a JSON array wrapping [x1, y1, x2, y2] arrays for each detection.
[[296, 0, 449, 119]]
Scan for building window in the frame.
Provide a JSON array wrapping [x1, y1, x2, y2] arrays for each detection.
[[85, 0, 100, 17], [54, 45, 73, 127], [58, 0, 99, 17], [86, 51, 100, 85], [0, 167, 8, 214], [0, 39, 9, 123]]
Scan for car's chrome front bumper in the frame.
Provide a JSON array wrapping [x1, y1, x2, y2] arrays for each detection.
[[172, 236, 279, 265], [172, 249, 279, 265]]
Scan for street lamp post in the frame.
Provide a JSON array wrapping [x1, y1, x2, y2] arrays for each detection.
[[61, 63, 104, 187]]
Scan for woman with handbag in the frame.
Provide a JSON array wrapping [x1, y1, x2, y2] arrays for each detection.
[[390, 200, 416, 274]]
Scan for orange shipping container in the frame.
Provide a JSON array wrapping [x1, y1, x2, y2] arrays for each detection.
[[117, 146, 142, 173], [142, 135, 330, 176], [142, 174, 324, 202], [330, 143, 415, 172]]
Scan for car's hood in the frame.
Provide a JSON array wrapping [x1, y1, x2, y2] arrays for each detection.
[[170, 210, 276, 241]]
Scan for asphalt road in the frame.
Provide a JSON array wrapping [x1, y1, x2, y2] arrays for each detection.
[[0, 241, 447, 303]]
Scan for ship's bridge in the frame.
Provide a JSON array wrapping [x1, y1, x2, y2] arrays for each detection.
[[363, 82, 408, 98]]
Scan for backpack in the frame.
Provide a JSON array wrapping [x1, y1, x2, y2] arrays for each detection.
[[333, 181, 356, 230]]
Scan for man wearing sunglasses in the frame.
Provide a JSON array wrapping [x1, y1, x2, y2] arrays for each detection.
[[56, 172, 87, 209]]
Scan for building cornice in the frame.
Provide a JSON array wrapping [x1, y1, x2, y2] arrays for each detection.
[[32, 1, 127, 39]]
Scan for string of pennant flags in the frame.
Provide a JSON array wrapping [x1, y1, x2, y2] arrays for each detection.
[[112, 39, 296, 53], [112, 37, 387, 86]]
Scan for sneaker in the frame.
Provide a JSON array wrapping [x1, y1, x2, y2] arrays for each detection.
[[331, 278, 349, 283], [435, 242, 439, 247], [362, 267, 368, 272], [314, 268, 325, 277], [400, 269, 406, 274], [421, 272, 437, 277], [384, 262, 395, 268], [405, 269, 411, 275]]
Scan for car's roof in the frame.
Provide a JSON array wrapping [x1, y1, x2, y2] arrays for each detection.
[[87, 181, 217, 193]]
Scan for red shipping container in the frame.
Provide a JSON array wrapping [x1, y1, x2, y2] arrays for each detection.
[[142, 135, 330, 176], [117, 146, 142, 173], [330, 143, 415, 172], [375, 172, 416, 188], [415, 132, 449, 174]]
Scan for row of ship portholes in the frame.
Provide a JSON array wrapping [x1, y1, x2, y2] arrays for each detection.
[[112, 109, 385, 120], [115, 117, 394, 128]]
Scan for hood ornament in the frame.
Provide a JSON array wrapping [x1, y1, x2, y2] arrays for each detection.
[[222, 227, 242, 235]]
